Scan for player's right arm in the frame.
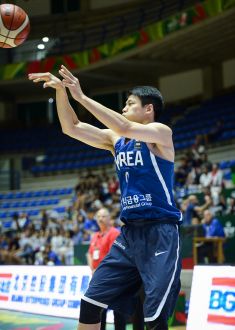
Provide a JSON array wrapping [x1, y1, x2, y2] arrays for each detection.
[[28, 72, 117, 153]]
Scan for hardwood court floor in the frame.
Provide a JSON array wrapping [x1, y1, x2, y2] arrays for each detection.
[[0, 310, 186, 330]]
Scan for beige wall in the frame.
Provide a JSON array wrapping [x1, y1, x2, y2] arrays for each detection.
[[159, 69, 203, 102], [223, 58, 235, 89], [15, 0, 50, 17]]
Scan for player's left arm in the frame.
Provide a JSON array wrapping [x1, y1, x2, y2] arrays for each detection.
[[59, 65, 172, 147]]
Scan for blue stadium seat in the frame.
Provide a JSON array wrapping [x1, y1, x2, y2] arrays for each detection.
[[220, 161, 230, 169], [1, 202, 10, 209]]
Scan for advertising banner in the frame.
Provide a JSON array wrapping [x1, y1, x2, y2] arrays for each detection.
[[0, 266, 92, 319], [187, 266, 235, 329]]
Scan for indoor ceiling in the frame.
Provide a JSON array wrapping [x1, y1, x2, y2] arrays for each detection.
[[0, 6, 234, 101]]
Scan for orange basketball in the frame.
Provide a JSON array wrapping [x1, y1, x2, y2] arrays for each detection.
[[0, 4, 30, 48]]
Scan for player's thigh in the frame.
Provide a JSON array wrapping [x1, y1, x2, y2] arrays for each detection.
[[84, 237, 142, 312], [136, 224, 181, 321]]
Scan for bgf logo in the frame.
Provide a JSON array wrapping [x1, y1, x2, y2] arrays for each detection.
[[209, 290, 235, 311], [208, 277, 235, 326]]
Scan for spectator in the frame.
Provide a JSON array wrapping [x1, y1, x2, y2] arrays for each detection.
[[108, 176, 119, 194], [202, 210, 225, 238], [199, 166, 211, 189], [43, 244, 62, 265], [39, 209, 49, 231], [186, 165, 201, 185], [51, 228, 64, 255], [12, 212, 31, 232], [72, 227, 83, 245], [208, 163, 224, 206], [197, 210, 225, 264], [84, 208, 99, 233], [208, 163, 223, 188], [175, 156, 191, 187], [58, 230, 74, 265], [226, 197, 235, 214], [182, 194, 211, 226], [15, 228, 34, 264]]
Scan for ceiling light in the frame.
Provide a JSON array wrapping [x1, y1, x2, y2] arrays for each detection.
[[37, 44, 45, 50], [42, 37, 49, 43]]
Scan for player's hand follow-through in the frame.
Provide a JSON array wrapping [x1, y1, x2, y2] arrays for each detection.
[[59, 65, 84, 101], [28, 72, 63, 90]]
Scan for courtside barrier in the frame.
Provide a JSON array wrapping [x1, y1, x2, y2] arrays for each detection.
[[187, 266, 235, 329]]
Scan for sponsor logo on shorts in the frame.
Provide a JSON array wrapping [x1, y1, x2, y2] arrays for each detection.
[[155, 251, 168, 257], [113, 240, 126, 250]]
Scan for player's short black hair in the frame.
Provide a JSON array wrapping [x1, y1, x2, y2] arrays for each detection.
[[128, 86, 164, 121]]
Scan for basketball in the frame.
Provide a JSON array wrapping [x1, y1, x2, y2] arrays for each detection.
[[0, 3, 30, 48]]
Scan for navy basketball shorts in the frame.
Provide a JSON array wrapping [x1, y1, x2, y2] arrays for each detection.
[[83, 222, 181, 322]]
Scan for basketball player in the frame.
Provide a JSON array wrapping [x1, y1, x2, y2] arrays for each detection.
[[28, 66, 182, 330]]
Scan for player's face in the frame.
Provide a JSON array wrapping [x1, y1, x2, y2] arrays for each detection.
[[122, 95, 145, 123]]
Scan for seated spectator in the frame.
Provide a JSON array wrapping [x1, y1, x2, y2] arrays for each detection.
[[39, 209, 49, 231], [58, 230, 74, 265], [199, 166, 211, 189], [208, 163, 224, 206], [175, 156, 191, 187], [226, 197, 235, 214], [182, 194, 211, 226], [191, 217, 205, 237], [15, 228, 35, 264], [83, 208, 99, 233], [197, 210, 225, 264], [51, 228, 64, 255], [90, 192, 103, 211], [186, 165, 201, 186], [202, 210, 225, 238], [0, 235, 8, 250], [72, 227, 83, 245], [108, 176, 119, 194], [11, 212, 31, 232], [43, 244, 62, 265]]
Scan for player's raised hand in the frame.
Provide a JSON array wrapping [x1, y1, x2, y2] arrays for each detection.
[[59, 65, 84, 101], [28, 72, 63, 90]]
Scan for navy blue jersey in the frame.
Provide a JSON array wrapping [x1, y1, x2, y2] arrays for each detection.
[[114, 137, 182, 224]]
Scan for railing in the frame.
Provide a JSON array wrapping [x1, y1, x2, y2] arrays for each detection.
[[0, 171, 21, 191], [0, 0, 199, 63], [49, 0, 199, 55]]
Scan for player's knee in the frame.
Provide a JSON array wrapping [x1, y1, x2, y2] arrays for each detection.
[[146, 316, 168, 330], [79, 299, 103, 324]]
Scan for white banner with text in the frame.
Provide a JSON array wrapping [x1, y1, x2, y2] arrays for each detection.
[[187, 266, 235, 330], [0, 265, 93, 319]]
